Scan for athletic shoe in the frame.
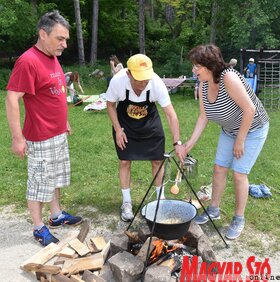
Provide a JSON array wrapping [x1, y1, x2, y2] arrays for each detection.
[[121, 202, 134, 222], [33, 225, 59, 246], [194, 205, 220, 225], [225, 216, 245, 240], [49, 211, 82, 229]]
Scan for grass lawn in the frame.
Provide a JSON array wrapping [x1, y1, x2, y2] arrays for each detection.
[[0, 85, 279, 241]]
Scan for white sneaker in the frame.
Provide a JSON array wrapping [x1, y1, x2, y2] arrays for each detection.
[[120, 202, 134, 222]]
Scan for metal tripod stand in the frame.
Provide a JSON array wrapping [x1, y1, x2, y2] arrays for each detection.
[[126, 150, 229, 281]]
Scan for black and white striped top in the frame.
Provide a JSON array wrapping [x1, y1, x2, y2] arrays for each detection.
[[202, 68, 269, 136]]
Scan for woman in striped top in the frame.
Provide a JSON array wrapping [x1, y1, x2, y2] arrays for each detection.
[[182, 44, 269, 240]]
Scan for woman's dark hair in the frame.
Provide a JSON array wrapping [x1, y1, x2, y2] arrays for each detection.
[[110, 55, 120, 65], [37, 10, 70, 35], [188, 44, 228, 83]]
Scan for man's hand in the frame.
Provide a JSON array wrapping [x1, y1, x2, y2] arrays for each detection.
[[11, 137, 27, 160], [66, 121, 72, 135], [175, 144, 185, 164], [116, 128, 127, 150]]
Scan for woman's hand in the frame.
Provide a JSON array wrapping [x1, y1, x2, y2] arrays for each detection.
[[233, 139, 244, 159]]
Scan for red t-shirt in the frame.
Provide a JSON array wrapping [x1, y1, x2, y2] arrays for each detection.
[[6, 46, 68, 142]]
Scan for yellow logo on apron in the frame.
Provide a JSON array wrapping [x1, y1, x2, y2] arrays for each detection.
[[127, 104, 148, 119]]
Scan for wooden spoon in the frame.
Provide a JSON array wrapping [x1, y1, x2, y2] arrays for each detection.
[[170, 169, 181, 194]]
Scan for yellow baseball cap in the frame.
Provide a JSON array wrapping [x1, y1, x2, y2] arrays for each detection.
[[127, 54, 154, 81]]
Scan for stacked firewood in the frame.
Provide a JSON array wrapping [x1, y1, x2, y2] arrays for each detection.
[[20, 221, 110, 282]]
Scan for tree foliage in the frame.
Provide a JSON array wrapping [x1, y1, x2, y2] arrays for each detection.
[[0, 0, 56, 57], [1, 0, 280, 74]]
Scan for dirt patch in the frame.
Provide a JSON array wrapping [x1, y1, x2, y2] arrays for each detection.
[[0, 205, 279, 281]]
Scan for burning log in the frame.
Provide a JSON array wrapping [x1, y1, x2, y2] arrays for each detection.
[[124, 230, 141, 243], [148, 239, 177, 265], [166, 241, 188, 250]]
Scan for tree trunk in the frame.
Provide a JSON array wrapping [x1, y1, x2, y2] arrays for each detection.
[[139, 0, 145, 54], [73, 0, 85, 66], [192, 0, 196, 26], [210, 0, 218, 44], [30, 0, 37, 15], [90, 0, 99, 64], [150, 0, 154, 20]]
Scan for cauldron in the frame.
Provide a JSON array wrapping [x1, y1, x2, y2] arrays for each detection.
[[141, 199, 197, 240]]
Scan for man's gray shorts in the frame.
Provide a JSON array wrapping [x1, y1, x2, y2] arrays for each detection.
[[26, 133, 70, 202]]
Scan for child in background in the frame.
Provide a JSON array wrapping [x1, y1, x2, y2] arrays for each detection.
[[244, 58, 257, 78]]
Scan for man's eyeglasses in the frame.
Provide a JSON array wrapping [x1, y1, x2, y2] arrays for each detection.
[[192, 64, 203, 71]]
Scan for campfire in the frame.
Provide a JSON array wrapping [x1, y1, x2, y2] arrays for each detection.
[[126, 231, 197, 280], [20, 218, 216, 281]]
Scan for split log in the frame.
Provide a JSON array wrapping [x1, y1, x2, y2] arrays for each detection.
[[100, 240, 110, 262], [23, 263, 61, 274], [57, 246, 76, 258], [90, 237, 107, 252], [77, 220, 90, 243], [21, 231, 79, 271], [61, 253, 104, 274], [68, 238, 91, 257]]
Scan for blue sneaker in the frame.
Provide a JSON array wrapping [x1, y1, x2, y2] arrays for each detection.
[[33, 225, 59, 246], [49, 211, 82, 229], [225, 216, 245, 240], [194, 206, 220, 225]]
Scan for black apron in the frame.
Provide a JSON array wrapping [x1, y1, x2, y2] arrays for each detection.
[[113, 89, 165, 160]]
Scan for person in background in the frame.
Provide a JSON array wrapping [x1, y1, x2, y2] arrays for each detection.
[[110, 55, 124, 76], [192, 72, 200, 100], [244, 58, 257, 78], [6, 10, 82, 247], [107, 55, 124, 87], [183, 44, 269, 240], [229, 58, 237, 68], [65, 71, 84, 103], [106, 54, 185, 222]]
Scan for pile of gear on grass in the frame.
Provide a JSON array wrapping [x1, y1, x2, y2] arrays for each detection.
[[65, 70, 107, 111]]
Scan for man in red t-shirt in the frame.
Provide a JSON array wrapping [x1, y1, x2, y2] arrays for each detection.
[[6, 10, 82, 247]]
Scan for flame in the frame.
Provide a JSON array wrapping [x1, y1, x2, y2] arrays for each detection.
[[149, 239, 177, 263]]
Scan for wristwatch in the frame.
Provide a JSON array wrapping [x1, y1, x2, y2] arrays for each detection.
[[173, 140, 182, 146]]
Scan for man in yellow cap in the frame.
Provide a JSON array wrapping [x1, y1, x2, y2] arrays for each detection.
[[106, 53, 184, 221]]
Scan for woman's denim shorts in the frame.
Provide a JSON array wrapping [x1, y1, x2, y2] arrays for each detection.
[[215, 122, 269, 174]]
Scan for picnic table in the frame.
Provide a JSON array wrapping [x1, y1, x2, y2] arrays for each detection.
[[162, 77, 196, 93]]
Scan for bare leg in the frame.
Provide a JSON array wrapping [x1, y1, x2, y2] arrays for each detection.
[[50, 188, 61, 216], [211, 164, 229, 207], [151, 160, 164, 187], [27, 200, 44, 227], [119, 160, 131, 188], [233, 172, 249, 216]]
